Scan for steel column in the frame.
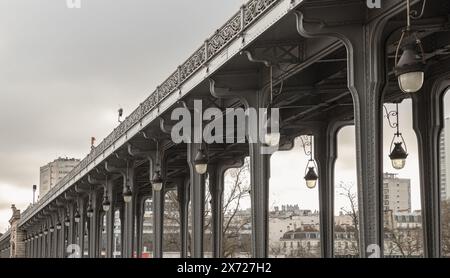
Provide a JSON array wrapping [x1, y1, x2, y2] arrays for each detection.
[[152, 187, 165, 258], [32, 237, 36, 258], [28, 239, 31, 258], [135, 195, 144, 258], [314, 121, 348, 258], [68, 202, 75, 249], [178, 178, 190, 258], [89, 190, 100, 258], [35, 236, 38, 258], [187, 142, 206, 258], [42, 229, 46, 258], [209, 81, 271, 258], [122, 164, 136, 258], [119, 204, 124, 257], [39, 232, 43, 258], [249, 143, 270, 258], [208, 162, 242, 258], [295, 8, 394, 257], [105, 179, 115, 258], [52, 215, 58, 257], [412, 77, 450, 258], [77, 198, 86, 258]]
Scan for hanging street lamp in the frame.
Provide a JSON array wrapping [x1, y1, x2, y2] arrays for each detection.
[[152, 169, 164, 191], [122, 160, 133, 203], [86, 203, 94, 218], [300, 135, 318, 189], [304, 164, 319, 189], [394, 0, 427, 93], [74, 210, 81, 223], [102, 176, 111, 212], [384, 103, 409, 170], [264, 106, 280, 147], [194, 145, 208, 175], [123, 185, 133, 203], [102, 195, 111, 212]]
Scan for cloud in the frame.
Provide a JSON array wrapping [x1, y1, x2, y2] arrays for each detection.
[[0, 0, 243, 232]]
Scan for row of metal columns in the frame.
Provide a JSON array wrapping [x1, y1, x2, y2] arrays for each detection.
[[21, 76, 449, 259]]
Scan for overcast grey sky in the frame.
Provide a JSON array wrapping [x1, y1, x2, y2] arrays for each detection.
[[0, 0, 245, 231], [0, 0, 449, 232]]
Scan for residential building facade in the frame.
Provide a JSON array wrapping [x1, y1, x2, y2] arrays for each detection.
[[39, 157, 80, 198]]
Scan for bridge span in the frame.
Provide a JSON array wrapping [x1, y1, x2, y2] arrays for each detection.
[[1, 0, 450, 258]]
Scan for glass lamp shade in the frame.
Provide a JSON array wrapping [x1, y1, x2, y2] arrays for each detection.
[[74, 211, 81, 223], [56, 222, 62, 230], [64, 214, 70, 226], [49, 226, 55, 233], [304, 167, 318, 189], [123, 187, 133, 203], [152, 171, 163, 191], [39, 232, 43, 237], [43, 229, 48, 235], [34, 235, 38, 239], [265, 132, 281, 147], [195, 164, 208, 175], [102, 197, 111, 212], [391, 158, 406, 170], [194, 148, 208, 175], [389, 142, 408, 170], [398, 71, 424, 93], [86, 208, 94, 218], [395, 45, 425, 93]]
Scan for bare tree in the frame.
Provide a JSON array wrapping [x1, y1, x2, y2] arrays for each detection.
[[269, 242, 283, 258], [160, 159, 251, 257], [442, 200, 450, 256], [222, 159, 251, 257], [338, 181, 359, 255], [385, 227, 422, 257]]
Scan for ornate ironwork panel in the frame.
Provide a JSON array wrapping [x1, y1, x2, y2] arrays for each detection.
[[207, 12, 242, 58]]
